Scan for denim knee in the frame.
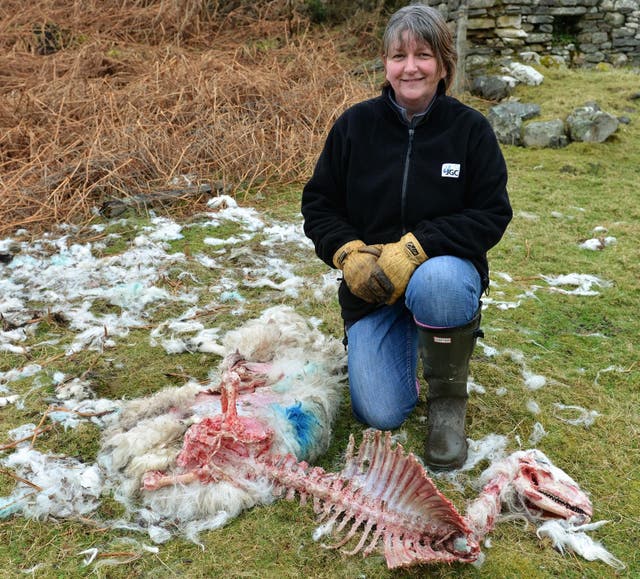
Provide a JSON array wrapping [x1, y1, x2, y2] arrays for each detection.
[[351, 400, 413, 431], [406, 256, 481, 327]]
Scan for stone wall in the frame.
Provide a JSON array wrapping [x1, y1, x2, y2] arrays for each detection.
[[428, 0, 640, 67]]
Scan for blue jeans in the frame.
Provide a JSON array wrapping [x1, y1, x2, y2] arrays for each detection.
[[346, 256, 482, 430]]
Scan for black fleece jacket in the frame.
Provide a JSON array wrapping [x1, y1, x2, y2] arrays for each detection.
[[301, 84, 512, 322]]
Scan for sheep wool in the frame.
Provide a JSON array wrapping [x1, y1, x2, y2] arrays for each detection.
[[98, 306, 346, 543]]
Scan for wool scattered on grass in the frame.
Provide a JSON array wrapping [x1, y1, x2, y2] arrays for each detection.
[[537, 519, 625, 570], [579, 237, 617, 251], [552, 403, 600, 428], [0, 200, 622, 570], [541, 273, 612, 296]]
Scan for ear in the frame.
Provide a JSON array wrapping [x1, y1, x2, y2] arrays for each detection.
[[382, 55, 391, 81]]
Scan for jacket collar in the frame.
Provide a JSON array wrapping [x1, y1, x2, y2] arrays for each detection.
[[382, 80, 445, 126]]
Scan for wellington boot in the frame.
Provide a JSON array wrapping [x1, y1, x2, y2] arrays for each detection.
[[419, 309, 483, 471]]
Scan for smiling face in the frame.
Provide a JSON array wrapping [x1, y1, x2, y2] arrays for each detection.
[[383, 31, 446, 117]]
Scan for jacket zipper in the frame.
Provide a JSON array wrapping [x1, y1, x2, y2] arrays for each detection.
[[400, 126, 415, 234]]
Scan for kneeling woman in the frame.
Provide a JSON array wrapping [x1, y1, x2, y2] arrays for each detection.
[[301, 4, 512, 470]]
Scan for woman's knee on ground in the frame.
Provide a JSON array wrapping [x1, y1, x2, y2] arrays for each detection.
[[351, 399, 412, 431]]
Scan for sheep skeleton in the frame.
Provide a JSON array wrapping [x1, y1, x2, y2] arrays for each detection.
[[142, 356, 595, 569]]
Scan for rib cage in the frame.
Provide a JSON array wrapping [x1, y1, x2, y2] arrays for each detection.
[[265, 430, 480, 568]]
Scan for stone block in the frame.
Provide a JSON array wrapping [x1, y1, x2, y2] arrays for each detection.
[[585, 51, 606, 61], [612, 37, 640, 46], [519, 50, 542, 62], [471, 75, 514, 100], [487, 110, 523, 146], [566, 103, 619, 142], [496, 27, 529, 38], [614, 0, 637, 13], [503, 61, 545, 84], [502, 37, 527, 46], [469, 0, 497, 7], [612, 53, 629, 65], [612, 27, 634, 37], [497, 15, 522, 26], [526, 15, 554, 24], [527, 32, 553, 42], [549, 6, 588, 14], [466, 54, 493, 68], [590, 32, 610, 43], [467, 17, 496, 29]]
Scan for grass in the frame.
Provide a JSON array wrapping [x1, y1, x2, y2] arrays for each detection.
[[1, 4, 640, 578]]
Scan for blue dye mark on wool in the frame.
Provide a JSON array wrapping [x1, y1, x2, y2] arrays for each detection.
[[273, 362, 325, 393], [272, 376, 295, 393], [303, 361, 321, 375], [277, 402, 320, 459], [0, 496, 23, 518]]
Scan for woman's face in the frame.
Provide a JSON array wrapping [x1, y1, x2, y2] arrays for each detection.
[[384, 32, 445, 116]]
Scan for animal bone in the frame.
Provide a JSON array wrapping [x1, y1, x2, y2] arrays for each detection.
[[465, 448, 593, 545], [266, 430, 480, 567]]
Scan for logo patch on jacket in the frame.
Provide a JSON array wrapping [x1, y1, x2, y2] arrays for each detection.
[[441, 163, 461, 178]]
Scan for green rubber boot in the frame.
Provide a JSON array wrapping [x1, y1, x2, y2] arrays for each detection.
[[419, 309, 483, 471]]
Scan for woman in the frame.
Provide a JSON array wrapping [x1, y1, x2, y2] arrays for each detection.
[[301, 4, 512, 470]]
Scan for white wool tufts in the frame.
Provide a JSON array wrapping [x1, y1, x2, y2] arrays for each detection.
[[464, 434, 509, 472], [528, 422, 547, 445], [312, 520, 336, 541], [101, 413, 191, 474], [55, 377, 96, 401], [0, 394, 20, 407], [184, 514, 233, 546], [143, 478, 274, 524], [553, 403, 599, 427], [524, 372, 546, 390], [526, 399, 540, 414], [536, 519, 625, 570], [221, 305, 344, 363], [1, 447, 103, 520], [541, 273, 612, 296], [113, 381, 203, 432]]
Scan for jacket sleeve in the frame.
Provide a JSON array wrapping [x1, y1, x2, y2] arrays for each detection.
[[413, 115, 512, 259], [301, 117, 360, 268]]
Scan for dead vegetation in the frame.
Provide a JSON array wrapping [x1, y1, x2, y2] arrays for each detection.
[[0, 0, 379, 237]]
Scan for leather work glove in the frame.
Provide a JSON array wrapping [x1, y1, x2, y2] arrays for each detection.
[[333, 240, 393, 303], [375, 232, 428, 305]]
